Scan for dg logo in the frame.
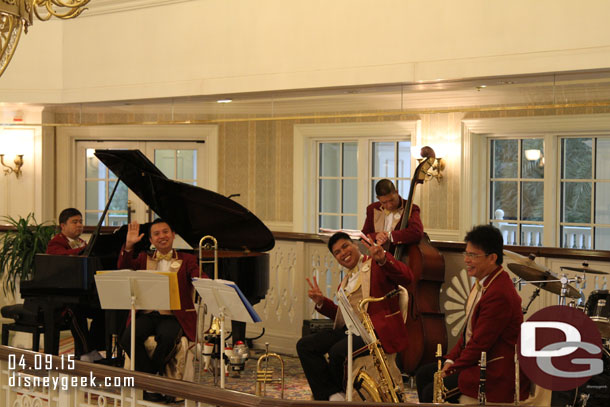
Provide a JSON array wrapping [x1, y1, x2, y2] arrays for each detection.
[[519, 305, 603, 391]]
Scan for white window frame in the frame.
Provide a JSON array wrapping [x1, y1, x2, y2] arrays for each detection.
[[56, 125, 218, 220], [463, 114, 610, 247], [293, 121, 419, 233]]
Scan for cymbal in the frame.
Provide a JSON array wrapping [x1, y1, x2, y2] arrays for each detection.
[[561, 266, 608, 275], [507, 263, 581, 299]]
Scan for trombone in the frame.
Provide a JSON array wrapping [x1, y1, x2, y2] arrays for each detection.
[[195, 235, 219, 383]]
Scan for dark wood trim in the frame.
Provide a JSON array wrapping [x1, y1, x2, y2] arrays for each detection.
[[3, 224, 609, 262]]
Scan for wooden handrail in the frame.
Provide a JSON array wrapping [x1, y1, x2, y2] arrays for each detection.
[[0, 345, 417, 407], [2, 225, 609, 262]]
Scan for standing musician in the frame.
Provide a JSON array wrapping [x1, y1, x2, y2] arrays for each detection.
[[416, 225, 530, 403], [361, 179, 423, 251], [296, 232, 413, 401], [117, 219, 207, 375], [46, 208, 105, 362]]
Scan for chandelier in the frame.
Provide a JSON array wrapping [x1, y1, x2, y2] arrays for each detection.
[[0, 0, 89, 77]]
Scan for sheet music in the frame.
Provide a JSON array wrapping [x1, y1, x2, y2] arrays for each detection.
[[336, 289, 373, 344], [192, 278, 262, 323]]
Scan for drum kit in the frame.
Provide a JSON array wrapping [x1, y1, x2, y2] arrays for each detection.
[[505, 250, 610, 407], [504, 250, 609, 329]]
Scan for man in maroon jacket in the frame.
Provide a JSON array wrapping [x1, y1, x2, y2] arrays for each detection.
[[46, 208, 87, 255], [45, 208, 105, 361], [416, 225, 530, 403], [361, 179, 423, 252], [117, 218, 206, 375], [297, 232, 413, 401]]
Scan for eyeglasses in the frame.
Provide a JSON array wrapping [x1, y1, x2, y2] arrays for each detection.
[[462, 251, 488, 259]]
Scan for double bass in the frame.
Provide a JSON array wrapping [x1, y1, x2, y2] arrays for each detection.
[[394, 146, 447, 375]]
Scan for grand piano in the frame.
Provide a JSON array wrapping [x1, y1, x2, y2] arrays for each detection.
[[20, 149, 275, 355]]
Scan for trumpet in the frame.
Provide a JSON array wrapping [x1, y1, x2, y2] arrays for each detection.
[[255, 343, 284, 398]]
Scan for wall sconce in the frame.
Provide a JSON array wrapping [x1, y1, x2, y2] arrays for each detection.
[[413, 145, 446, 183], [0, 154, 24, 178]]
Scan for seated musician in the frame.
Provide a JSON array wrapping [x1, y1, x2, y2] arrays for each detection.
[[296, 232, 412, 401], [118, 219, 207, 376], [416, 225, 530, 403], [361, 179, 423, 250], [46, 208, 105, 362]]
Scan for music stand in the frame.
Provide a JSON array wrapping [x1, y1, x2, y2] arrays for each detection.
[[95, 270, 173, 371], [337, 289, 372, 401], [192, 278, 261, 389]]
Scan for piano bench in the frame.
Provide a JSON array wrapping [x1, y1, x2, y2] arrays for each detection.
[[1, 304, 50, 352]]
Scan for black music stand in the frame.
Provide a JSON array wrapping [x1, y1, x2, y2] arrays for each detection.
[[192, 278, 261, 389]]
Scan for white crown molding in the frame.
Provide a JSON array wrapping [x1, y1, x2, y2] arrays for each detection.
[[83, 0, 195, 17]]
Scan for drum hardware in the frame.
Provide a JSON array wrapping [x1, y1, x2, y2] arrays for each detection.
[[584, 290, 610, 339], [520, 286, 541, 314], [561, 262, 608, 275], [255, 342, 285, 398], [508, 263, 581, 302]]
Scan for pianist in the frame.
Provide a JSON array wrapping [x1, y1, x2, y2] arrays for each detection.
[[118, 219, 206, 375], [46, 208, 87, 255], [45, 208, 105, 362]]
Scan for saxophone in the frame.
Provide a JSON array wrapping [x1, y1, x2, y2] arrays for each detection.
[[433, 343, 447, 403], [352, 289, 404, 403]]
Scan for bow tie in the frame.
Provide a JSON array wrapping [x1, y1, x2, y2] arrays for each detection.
[[154, 250, 174, 261]]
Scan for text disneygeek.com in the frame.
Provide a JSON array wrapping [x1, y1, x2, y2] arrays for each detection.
[[9, 372, 135, 391]]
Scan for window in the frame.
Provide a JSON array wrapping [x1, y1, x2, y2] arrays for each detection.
[[84, 148, 129, 226], [488, 138, 544, 246], [294, 121, 418, 233], [371, 141, 412, 201], [317, 142, 358, 230], [465, 115, 610, 250], [560, 137, 610, 250], [316, 140, 412, 231]]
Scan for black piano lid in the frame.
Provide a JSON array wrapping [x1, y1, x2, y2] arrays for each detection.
[[94, 149, 275, 252]]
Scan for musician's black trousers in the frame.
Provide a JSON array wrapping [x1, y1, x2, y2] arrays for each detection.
[[119, 311, 182, 375], [296, 327, 365, 400], [416, 361, 461, 403], [66, 305, 106, 357]]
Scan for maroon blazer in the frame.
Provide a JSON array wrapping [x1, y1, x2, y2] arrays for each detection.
[[46, 233, 87, 256], [117, 247, 207, 341], [316, 252, 412, 354], [361, 199, 423, 252], [445, 269, 530, 403]]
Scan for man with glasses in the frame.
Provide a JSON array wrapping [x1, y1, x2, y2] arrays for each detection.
[[416, 225, 530, 403], [361, 179, 423, 252]]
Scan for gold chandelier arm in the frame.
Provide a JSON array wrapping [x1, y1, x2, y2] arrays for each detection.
[[33, 0, 89, 21], [0, 15, 24, 77]]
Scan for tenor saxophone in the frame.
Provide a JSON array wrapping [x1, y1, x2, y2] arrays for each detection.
[[353, 289, 404, 403]]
